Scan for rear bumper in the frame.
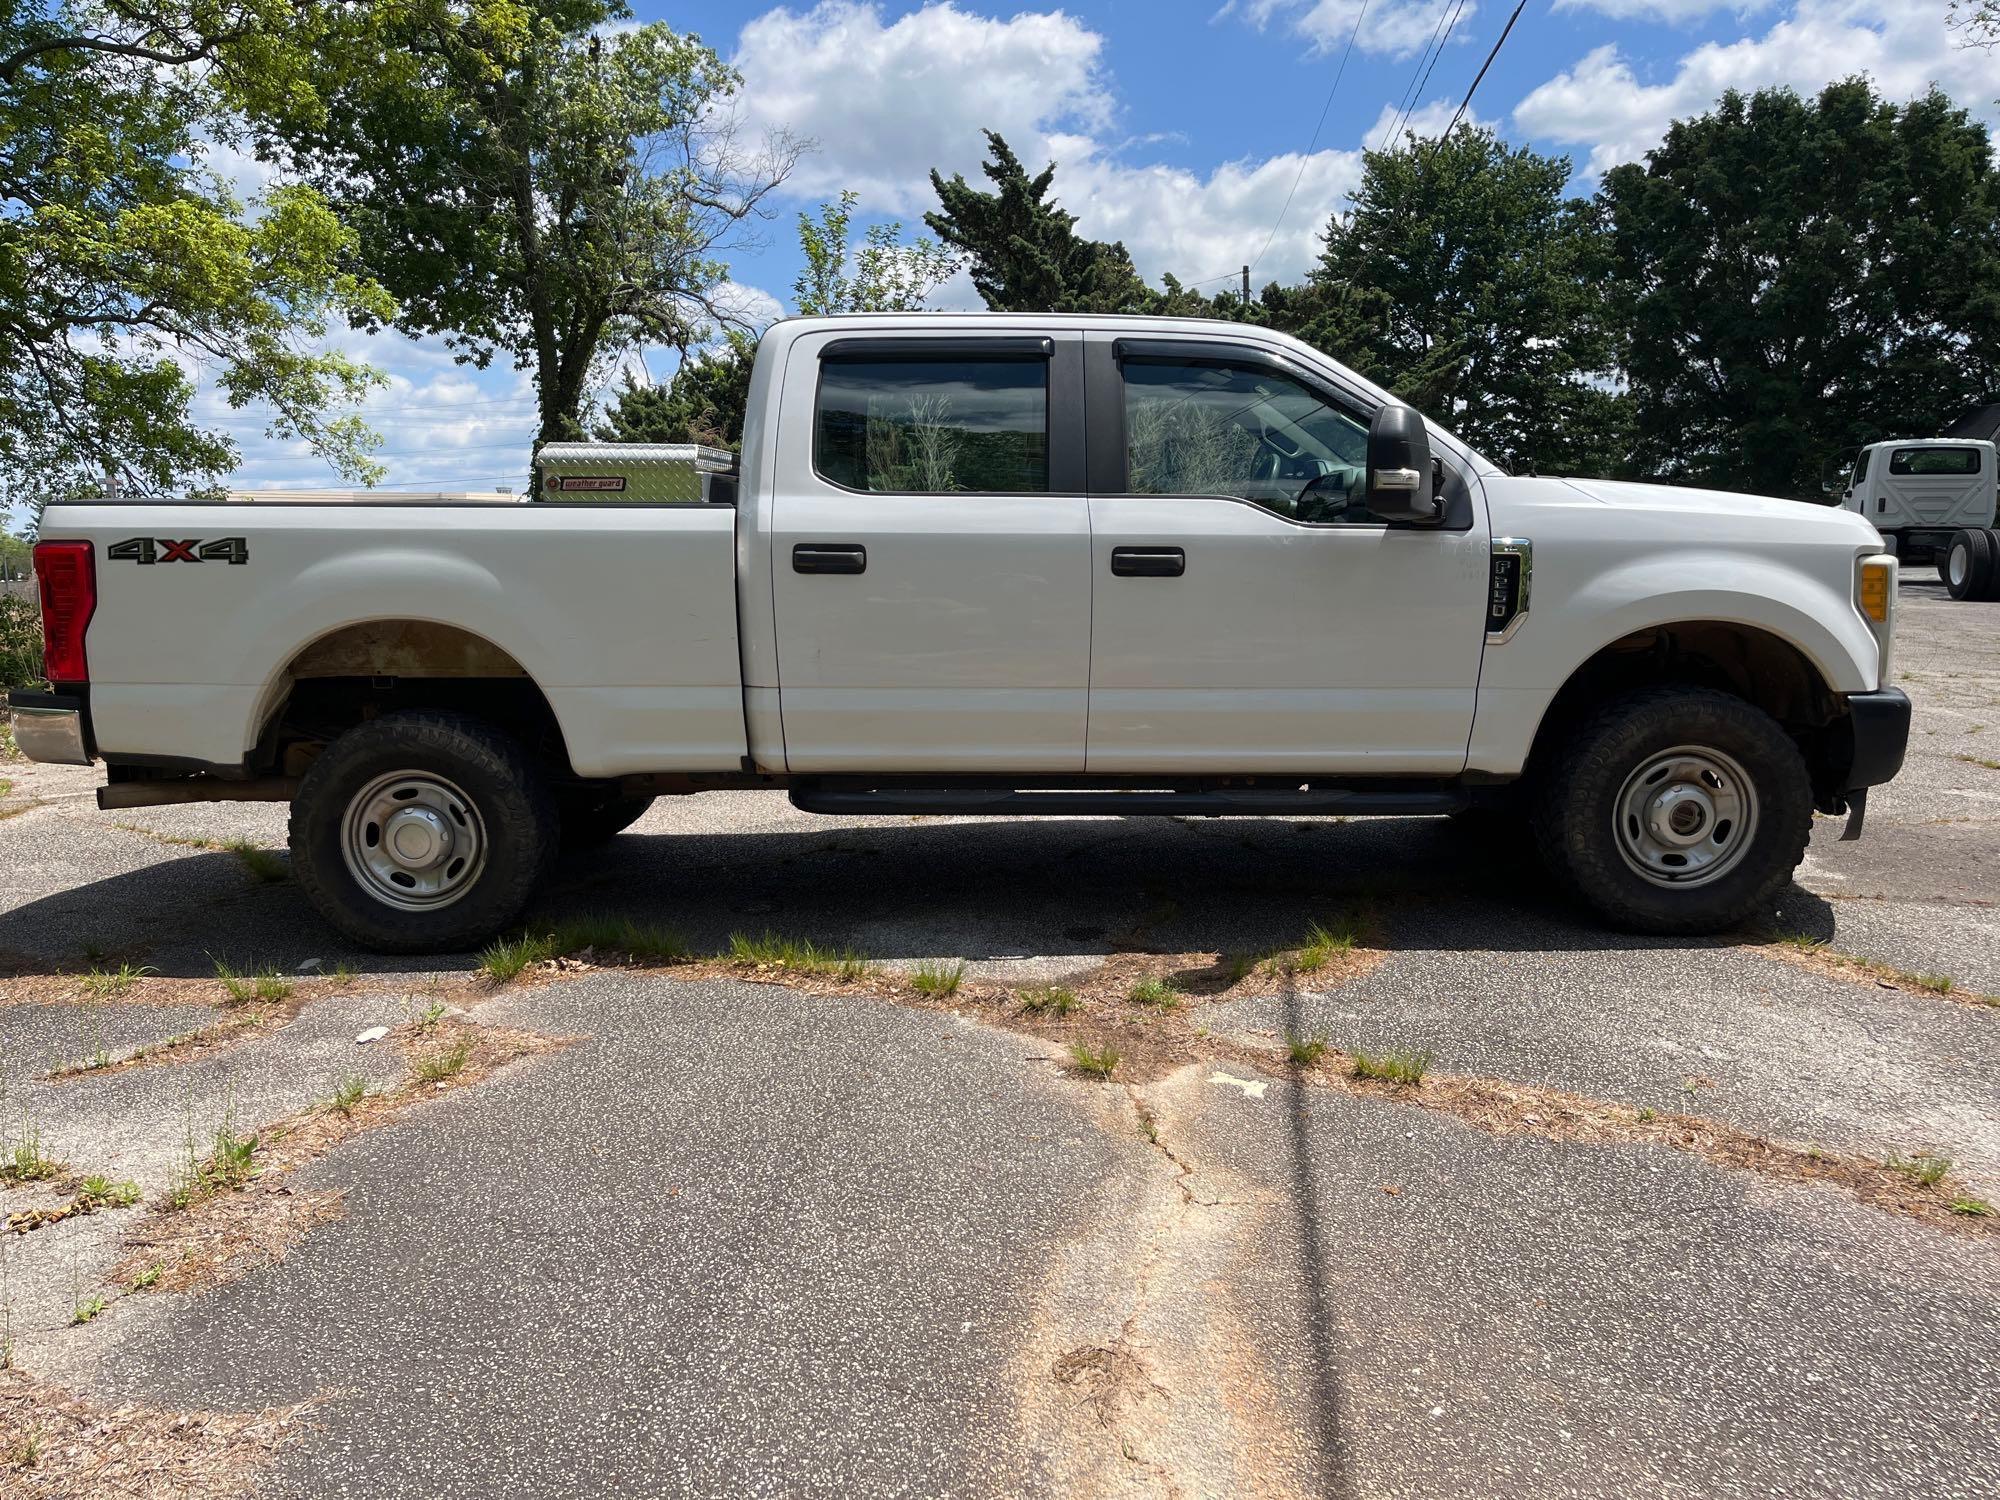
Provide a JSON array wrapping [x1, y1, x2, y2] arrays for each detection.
[[1840, 688, 1910, 790], [5, 689, 93, 765]]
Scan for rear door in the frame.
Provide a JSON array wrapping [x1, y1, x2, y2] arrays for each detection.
[[1082, 335, 1489, 774], [770, 331, 1091, 772]]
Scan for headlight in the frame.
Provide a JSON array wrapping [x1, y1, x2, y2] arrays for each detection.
[[1856, 553, 1896, 684]]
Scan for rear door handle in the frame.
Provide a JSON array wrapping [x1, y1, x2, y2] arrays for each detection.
[[1110, 546, 1184, 578], [793, 543, 867, 575]]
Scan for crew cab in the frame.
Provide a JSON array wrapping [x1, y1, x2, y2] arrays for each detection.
[[9, 315, 1910, 951]]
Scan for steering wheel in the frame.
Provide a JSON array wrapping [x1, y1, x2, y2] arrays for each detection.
[[1293, 468, 1357, 523]]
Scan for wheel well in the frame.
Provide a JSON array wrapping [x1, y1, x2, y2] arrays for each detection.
[[257, 621, 574, 781], [1526, 622, 1846, 792]]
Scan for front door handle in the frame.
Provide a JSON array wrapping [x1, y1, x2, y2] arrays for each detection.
[[793, 543, 867, 575], [1110, 546, 1184, 578]]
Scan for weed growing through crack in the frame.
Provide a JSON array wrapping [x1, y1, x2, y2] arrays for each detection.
[[327, 1073, 368, 1116], [131, 1263, 162, 1290], [209, 1113, 259, 1187], [1951, 1196, 1996, 1218], [1911, 973, 1955, 996], [4, 1116, 58, 1183], [69, 1296, 105, 1326], [1956, 753, 2000, 772], [550, 914, 691, 963], [1637, 1106, 1659, 1122], [214, 960, 291, 1004], [1019, 985, 1078, 1017], [1286, 1032, 1331, 1067], [225, 840, 288, 882], [911, 959, 966, 997], [478, 933, 555, 982], [79, 963, 155, 999], [411, 1000, 447, 1031], [330, 962, 358, 985], [1127, 976, 1183, 1010], [1351, 1047, 1433, 1086], [77, 1176, 140, 1208], [1887, 1152, 1952, 1188], [1067, 1042, 1121, 1080], [414, 1036, 474, 1084], [727, 931, 869, 980], [1291, 919, 1359, 974]]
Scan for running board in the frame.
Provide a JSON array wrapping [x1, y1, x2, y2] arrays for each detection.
[[787, 786, 1467, 818]]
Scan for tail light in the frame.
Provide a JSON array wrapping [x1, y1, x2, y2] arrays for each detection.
[[33, 540, 95, 684]]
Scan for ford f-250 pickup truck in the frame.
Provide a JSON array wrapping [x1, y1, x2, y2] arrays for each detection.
[[9, 314, 1910, 952]]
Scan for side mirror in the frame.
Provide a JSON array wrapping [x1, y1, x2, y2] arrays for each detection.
[[1365, 405, 1441, 524]]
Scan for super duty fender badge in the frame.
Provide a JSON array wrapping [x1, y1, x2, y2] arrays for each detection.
[[108, 537, 249, 564], [1487, 538, 1532, 641]]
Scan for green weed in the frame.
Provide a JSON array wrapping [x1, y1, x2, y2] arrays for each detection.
[[1019, 985, 1078, 1017], [131, 1263, 162, 1290], [79, 963, 155, 999], [414, 1036, 474, 1083], [69, 1297, 105, 1326], [1127, 976, 1182, 1009], [77, 1176, 140, 1208], [477, 933, 555, 983], [1285, 1032, 1330, 1067], [1067, 1042, 1121, 1080], [214, 960, 291, 1004], [226, 840, 288, 882], [1292, 919, 1359, 974], [328, 1073, 368, 1116], [1350, 1047, 1433, 1086], [1887, 1152, 1951, 1188], [726, 930, 869, 980], [1950, 1196, 1995, 1218], [911, 959, 966, 997]]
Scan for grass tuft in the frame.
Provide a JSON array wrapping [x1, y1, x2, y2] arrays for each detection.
[[478, 932, 554, 983], [1951, 1195, 1995, 1218], [225, 840, 288, 883], [1066, 1041, 1121, 1080], [1019, 985, 1078, 1017], [69, 1297, 106, 1327], [727, 930, 869, 980], [77, 1175, 141, 1208], [209, 1122, 258, 1186], [911, 959, 966, 997], [1350, 1046, 1433, 1086], [3, 1122, 59, 1183], [131, 1263, 163, 1290], [327, 1073, 368, 1116], [548, 914, 691, 962], [1887, 1152, 1951, 1188], [79, 962, 155, 999], [1285, 1032, 1331, 1067], [214, 960, 292, 1004], [1291, 919, 1359, 974], [414, 1036, 475, 1084], [1127, 976, 1182, 1009]]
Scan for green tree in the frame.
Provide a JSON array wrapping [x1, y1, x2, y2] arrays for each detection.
[[1306, 125, 1626, 476], [925, 130, 1155, 314], [1601, 80, 2000, 497], [594, 331, 754, 449], [273, 2, 800, 448], [0, 2, 393, 501], [794, 191, 958, 316]]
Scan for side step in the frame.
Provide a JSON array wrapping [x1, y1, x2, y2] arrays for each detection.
[[787, 785, 1468, 818]]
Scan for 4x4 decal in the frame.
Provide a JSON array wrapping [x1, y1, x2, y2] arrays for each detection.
[[109, 537, 249, 565]]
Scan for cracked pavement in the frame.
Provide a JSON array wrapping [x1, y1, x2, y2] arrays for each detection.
[[0, 571, 1995, 1497]]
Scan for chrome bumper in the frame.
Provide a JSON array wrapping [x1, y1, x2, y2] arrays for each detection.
[[7, 693, 92, 765]]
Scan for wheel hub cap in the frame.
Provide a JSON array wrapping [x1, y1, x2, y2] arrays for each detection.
[[1613, 747, 1760, 888], [340, 772, 487, 911]]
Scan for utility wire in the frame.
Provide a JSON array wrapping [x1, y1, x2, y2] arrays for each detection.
[[1435, 0, 1528, 149], [1245, 0, 1372, 278], [1376, 0, 1467, 152]]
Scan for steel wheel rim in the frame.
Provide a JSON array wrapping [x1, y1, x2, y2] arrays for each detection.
[[340, 771, 488, 911], [1612, 745, 1759, 889], [1948, 543, 1968, 588]]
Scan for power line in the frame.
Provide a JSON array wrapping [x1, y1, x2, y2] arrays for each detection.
[[1377, 0, 1467, 152], [1436, 0, 1528, 147], [1245, 0, 1372, 279]]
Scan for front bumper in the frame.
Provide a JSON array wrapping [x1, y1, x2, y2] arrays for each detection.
[[1841, 688, 1911, 790], [5, 690, 93, 765]]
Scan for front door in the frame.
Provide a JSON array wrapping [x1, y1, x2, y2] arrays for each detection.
[[1084, 337, 1489, 774], [772, 331, 1092, 773]]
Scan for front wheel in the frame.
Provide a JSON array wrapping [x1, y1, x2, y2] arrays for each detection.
[[1533, 687, 1812, 935], [290, 711, 557, 953]]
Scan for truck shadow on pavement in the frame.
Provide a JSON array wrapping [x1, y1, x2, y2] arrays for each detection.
[[0, 813, 1834, 981]]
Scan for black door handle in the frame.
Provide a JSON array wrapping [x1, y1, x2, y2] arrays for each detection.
[[1110, 546, 1184, 578], [793, 543, 867, 575]]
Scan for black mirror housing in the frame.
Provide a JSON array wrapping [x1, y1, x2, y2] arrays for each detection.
[[1365, 405, 1441, 524]]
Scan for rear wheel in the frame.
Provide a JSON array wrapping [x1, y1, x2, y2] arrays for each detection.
[[290, 711, 556, 953], [1945, 529, 1993, 600], [1533, 687, 1811, 935], [557, 788, 657, 847]]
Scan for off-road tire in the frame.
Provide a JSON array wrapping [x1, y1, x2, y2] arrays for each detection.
[[289, 711, 556, 953], [557, 789, 656, 847], [1945, 528, 1993, 601], [1532, 687, 1812, 935]]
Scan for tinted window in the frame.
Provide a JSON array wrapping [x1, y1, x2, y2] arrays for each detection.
[[1888, 446, 1980, 476], [1850, 449, 1869, 487], [1122, 359, 1373, 523], [815, 358, 1048, 493]]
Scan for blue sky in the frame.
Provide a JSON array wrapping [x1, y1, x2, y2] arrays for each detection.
[[174, 2, 2000, 496]]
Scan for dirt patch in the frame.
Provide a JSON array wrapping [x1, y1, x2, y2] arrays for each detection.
[[110, 1020, 571, 1299], [0, 1368, 316, 1498]]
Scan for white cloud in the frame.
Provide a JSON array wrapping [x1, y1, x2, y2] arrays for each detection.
[[708, 279, 787, 330], [1552, 0, 1778, 19], [732, 1, 1111, 214], [1228, 0, 1477, 61], [1516, 0, 2000, 180]]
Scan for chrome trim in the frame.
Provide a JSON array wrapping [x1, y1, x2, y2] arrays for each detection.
[[12, 705, 90, 765], [1487, 536, 1533, 643]]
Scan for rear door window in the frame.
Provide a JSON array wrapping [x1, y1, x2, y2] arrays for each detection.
[[815, 356, 1049, 494]]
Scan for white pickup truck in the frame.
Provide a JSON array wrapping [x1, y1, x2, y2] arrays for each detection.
[[11, 315, 1909, 951]]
